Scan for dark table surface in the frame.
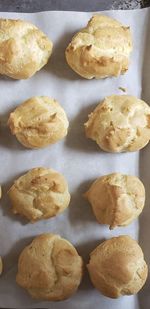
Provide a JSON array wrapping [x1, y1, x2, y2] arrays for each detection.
[[0, 0, 149, 12]]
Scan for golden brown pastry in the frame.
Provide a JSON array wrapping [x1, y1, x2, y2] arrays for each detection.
[[87, 235, 148, 298], [0, 186, 2, 198], [8, 96, 69, 149], [0, 256, 3, 275], [8, 167, 70, 222], [16, 233, 83, 300], [85, 173, 145, 229], [84, 95, 150, 152], [65, 15, 132, 79], [0, 19, 53, 79]]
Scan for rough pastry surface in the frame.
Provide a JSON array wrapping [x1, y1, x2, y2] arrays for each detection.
[[85, 173, 145, 229], [87, 236, 148, 298], [8, 96, 69, 149], [65, 15, 132, 79], [0, 19, 53, 79], [8, 167, 70, 222], [16, 233, 83, 300], [84, 95, 150, 152]]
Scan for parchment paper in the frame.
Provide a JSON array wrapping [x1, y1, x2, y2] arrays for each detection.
[[0, 8, 149, 309]]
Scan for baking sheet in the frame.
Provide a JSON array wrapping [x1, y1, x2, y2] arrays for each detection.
[[0, 8, 149, 309]]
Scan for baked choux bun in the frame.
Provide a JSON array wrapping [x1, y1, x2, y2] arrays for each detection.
[[87, 236, 148, 298], [8, 167, 70, 222], [8, 96, 69, 149], [0, 19, 53, 79], [65, 15, 132, 79], [0, 256, 3, 275], [84, 95, 150, 152], [16, 233, 83, 300], [85, 173, 145, 229]]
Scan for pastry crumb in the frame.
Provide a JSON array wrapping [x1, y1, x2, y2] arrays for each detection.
[[118, 87, 126, 93]]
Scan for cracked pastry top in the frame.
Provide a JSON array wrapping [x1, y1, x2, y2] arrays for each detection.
[[87, 235, 148, 298], [0, 19, 53, 79], [16, 233, 83, 300], [8, 96, 69, 149], [8, 167, 70, 222], [84, 95, 150, 152], [85, 173, 145, 229], [65, 15, 132, 79]]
